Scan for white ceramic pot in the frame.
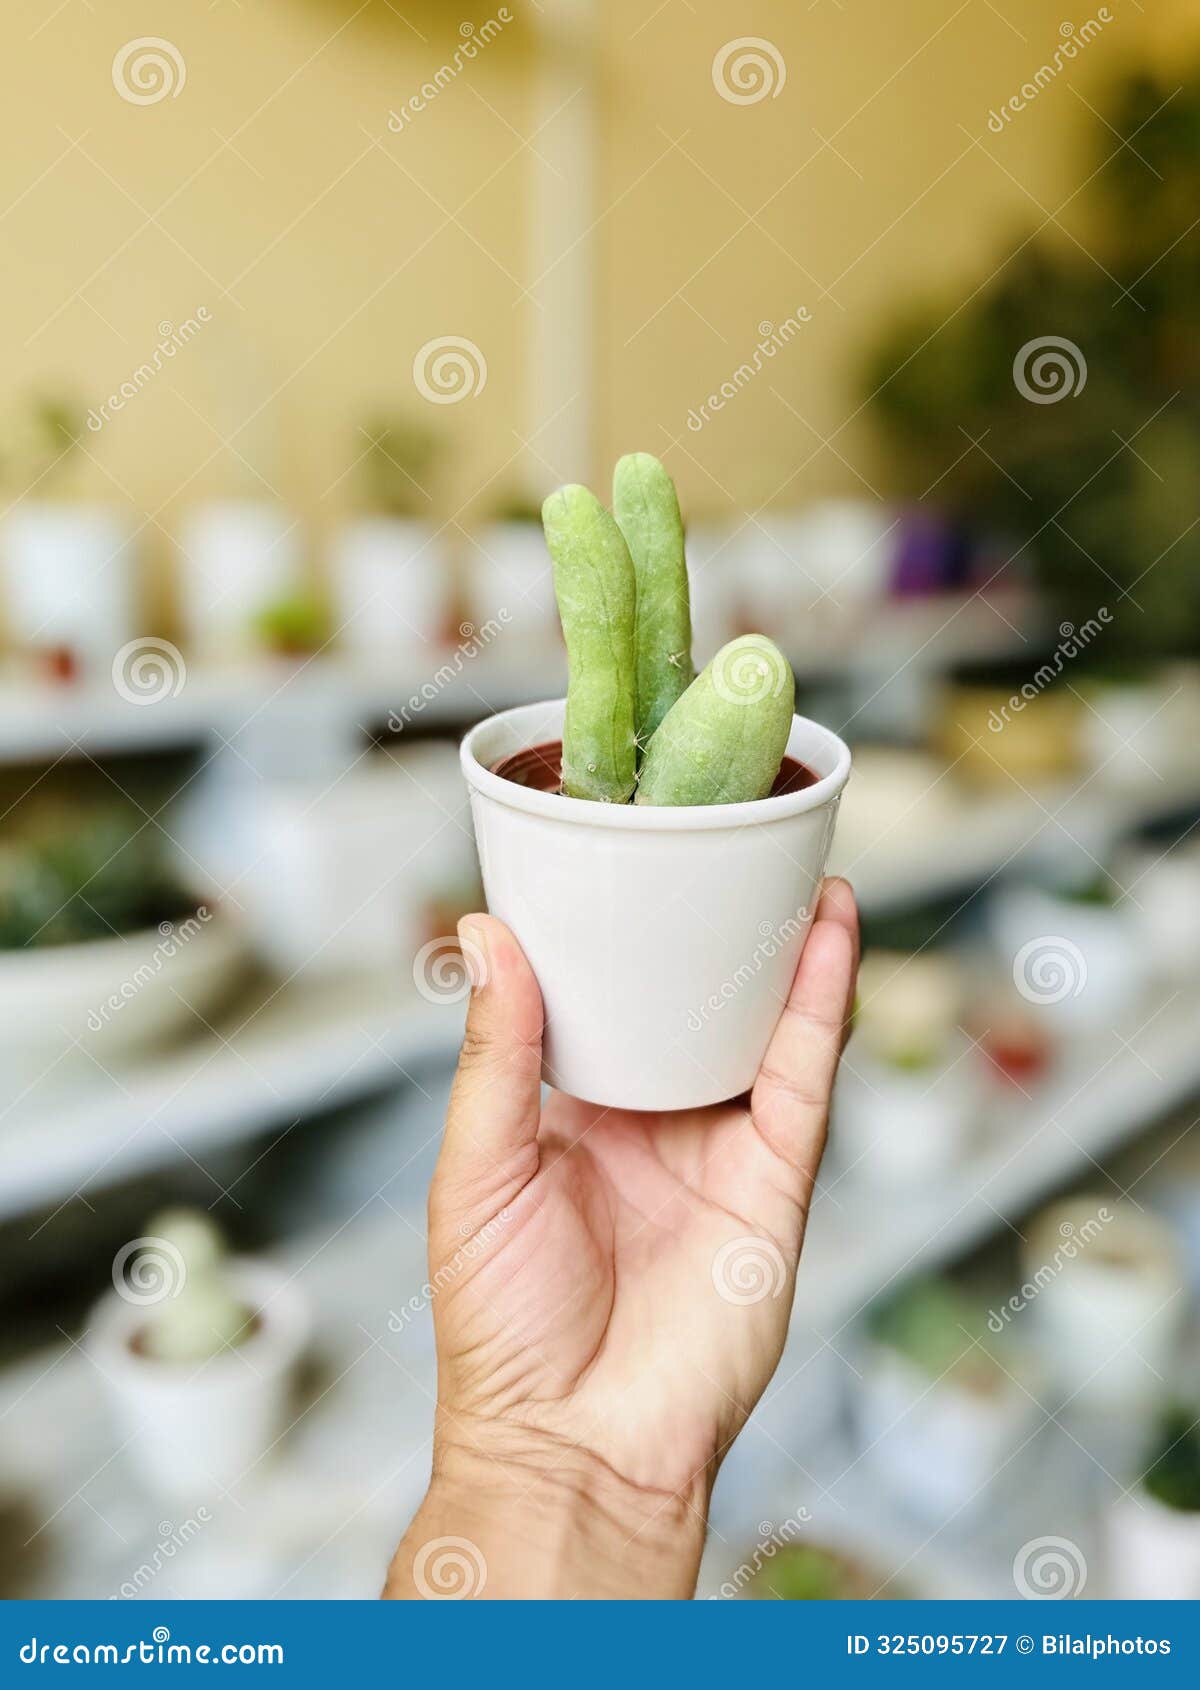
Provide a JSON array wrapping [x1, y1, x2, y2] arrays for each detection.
[[331, 517, 447, 653], [461, 699, 850, 1110], [1023, 1197, 1186, 1412], [89, 1261, 309, 1503], [176, 501, 301, 657], [831, 1042, 980, 1185], [464, 523, 556, 641], [1106, 1489, 1200, 1599], [0, 502, 137, 680], [990, 884, 1145, 1036], [1082, 679, 1187, 788], [851, 1341, 1036, 1519], [1118, 841, 1200, 984], [0, 907, 248, 1082]]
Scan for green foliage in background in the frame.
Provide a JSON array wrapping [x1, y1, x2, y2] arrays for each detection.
[[0, 806, 196, 950], [358, 413, 439, 518], [1144, 1407, 1200, 1514], [865, 66, 1200, 661], [869, 1277, 1005, 1393]]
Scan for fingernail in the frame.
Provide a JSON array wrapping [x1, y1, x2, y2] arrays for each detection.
[[457, 919, 490, 991]]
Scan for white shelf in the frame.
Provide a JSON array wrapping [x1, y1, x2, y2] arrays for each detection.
[[0, 975, 464, 1224], [791, 989, 1200, 1338], [846, 767, 1200, 914], [0, 592, 1033, 763]]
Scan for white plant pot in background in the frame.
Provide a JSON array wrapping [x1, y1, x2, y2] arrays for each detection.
[[830, 1043, 981, 1185], [851, 1341, 1037, 1521], [181, 745, 475, 979], [1023, 1198, 1186, 1413], [1082, 678, 1189, 788], [1106, 1489, 1200, 1600], [89, 1261, 309, 1503], [176, 501, 301, 658], [990, 885, 1145, 1036], [0, 503, 137, 681], [0, 907, 248, 1089], [461, 699, 850, 1111], [1117, 841, 1200, 984], [331, 517, 447, 654], [686, 524, 742, 659], [463, 523, 555, 642]]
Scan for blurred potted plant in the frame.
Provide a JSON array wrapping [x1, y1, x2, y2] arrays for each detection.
[[990, 866, 1146, 1036], [851, 1277, 1037, 1519], [90, 1209, 309, 1502], [330, 414, 449, 654], [176, 497, 304, 663], [742, 1542, 882, 1601], [832, 950, 981, 1183], [462, 488, 556, 644], [0, 394, 138, 683], [1107, 1408, 1200, 1599], [253, 589, 332, 659], [0, 804, 246, 1082], [1023, 1195, 1186, 1415]]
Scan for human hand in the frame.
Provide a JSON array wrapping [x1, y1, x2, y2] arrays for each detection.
[[386, 877, 858, 1599]]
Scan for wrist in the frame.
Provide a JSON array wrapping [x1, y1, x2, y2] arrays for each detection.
[[386, 1427, 709, 1600]]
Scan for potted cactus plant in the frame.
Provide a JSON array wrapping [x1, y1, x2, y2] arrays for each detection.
[[0, 804, 246, 1085], [330, 414, 449, 655], [459, 453, 850, 1110], [463, 489, 558, 643], [90, 1209, 309, 1502], [851, 1277, 1038, 1521], [1106, 1407, 1200, 1599]]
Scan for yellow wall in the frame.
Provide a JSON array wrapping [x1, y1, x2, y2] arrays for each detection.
[[0, 0, 1160, 611]]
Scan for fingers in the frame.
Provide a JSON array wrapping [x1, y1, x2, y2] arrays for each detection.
[[437, 915, 545, 1210], [751, 877, 859, 1172]]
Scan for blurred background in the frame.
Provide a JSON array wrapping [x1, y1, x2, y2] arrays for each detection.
[[2, 0, 1200, 1602]]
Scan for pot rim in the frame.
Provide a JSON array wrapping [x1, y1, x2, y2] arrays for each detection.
[[461, 698, 851, 832]]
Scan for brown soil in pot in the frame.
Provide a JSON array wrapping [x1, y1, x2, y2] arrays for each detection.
[[492, 739, 818, 799]]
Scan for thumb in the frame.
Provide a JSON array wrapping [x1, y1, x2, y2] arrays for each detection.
[[435, 914, 545, 1219]]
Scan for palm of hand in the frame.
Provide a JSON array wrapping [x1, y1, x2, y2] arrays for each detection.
[[434, 1089, 819, 1499]]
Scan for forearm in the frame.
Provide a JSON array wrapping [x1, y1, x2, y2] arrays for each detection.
[[385, 1438, 709, 1600]]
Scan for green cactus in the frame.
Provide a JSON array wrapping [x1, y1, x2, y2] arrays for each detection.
[[612, 452, 693, 747], [636, 636, 794, 806], [543, 484, 638, 803], [538, 463, 794, 806], [138, 1208, 252, 1365]]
